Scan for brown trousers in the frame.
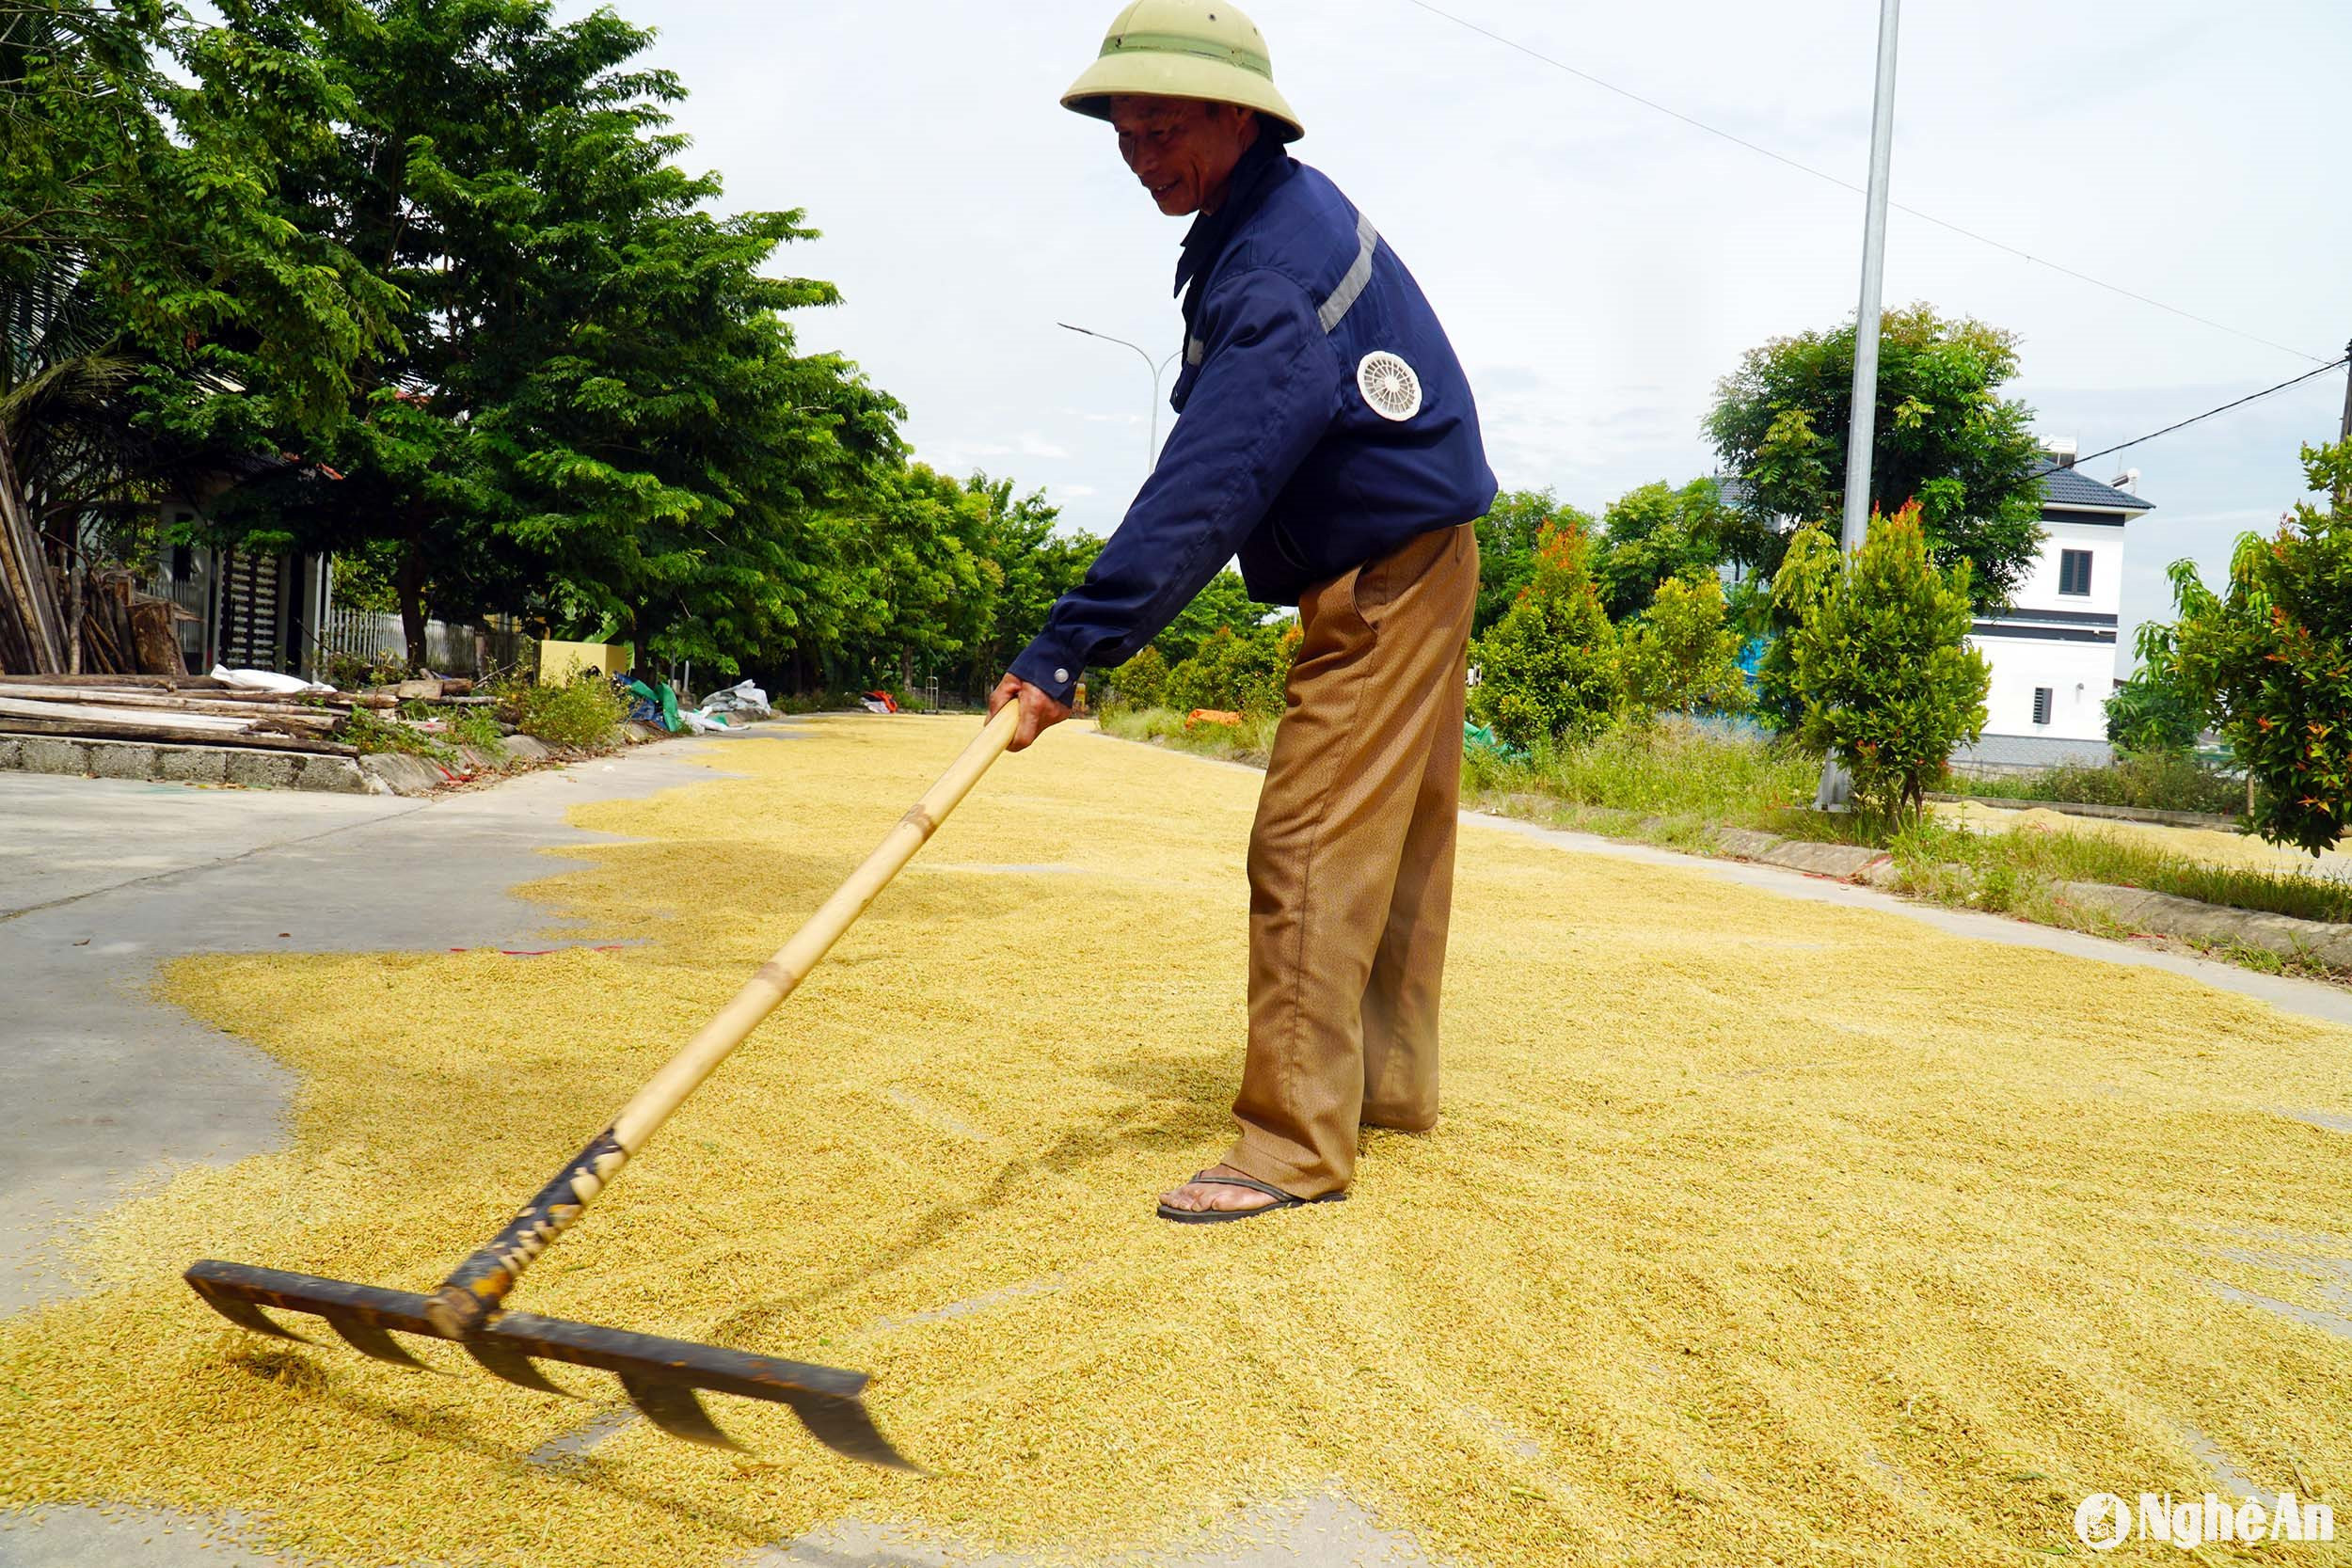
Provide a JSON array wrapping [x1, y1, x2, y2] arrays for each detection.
[[1224, 521, 1479, 1198]]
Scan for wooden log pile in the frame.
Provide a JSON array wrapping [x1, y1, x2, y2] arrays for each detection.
[[0, 673, 396, 757], [0, 537, 199, 678]]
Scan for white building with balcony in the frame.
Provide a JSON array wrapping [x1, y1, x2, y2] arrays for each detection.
[[1952, 441, 2151, 768]]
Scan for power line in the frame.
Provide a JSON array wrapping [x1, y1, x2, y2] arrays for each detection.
[[2075, 357, 2349, 467], [1400, 0, 2331, 366]]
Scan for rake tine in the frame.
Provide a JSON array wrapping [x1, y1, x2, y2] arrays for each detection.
[[779, 1389, 929, 1474], [616, 1372, 741, 1451], [467, 1340, 579, 1399], [326, 1316, 435, 1372], [190, 1281, 310, 1344]]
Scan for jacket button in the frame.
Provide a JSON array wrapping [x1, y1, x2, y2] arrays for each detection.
[[1054, 668, 1070, 683]]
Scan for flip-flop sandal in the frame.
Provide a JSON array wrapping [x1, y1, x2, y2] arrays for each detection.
[[1156, 1170, 1348, 1225]]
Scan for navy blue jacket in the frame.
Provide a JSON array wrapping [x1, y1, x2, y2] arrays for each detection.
[[1009, 137, 1496, 705]]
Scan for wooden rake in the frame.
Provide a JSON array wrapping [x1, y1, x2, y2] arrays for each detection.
[[187, 706, 1022, 1469]]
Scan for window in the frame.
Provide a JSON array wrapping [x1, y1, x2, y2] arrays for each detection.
[[2058, 548, 2093, 595], [2032, 687, 2054, 726]]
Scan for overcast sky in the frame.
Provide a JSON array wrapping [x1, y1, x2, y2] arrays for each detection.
[[610, 0, 2345, 673]]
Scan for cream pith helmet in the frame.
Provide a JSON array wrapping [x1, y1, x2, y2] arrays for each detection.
[[1061, 0, 1305, 143]]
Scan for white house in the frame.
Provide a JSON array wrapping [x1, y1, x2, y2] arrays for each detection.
[[1952, 439, 2152, 768]]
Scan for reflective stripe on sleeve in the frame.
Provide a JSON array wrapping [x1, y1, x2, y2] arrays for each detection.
[[1316, 210, 1380, 333]]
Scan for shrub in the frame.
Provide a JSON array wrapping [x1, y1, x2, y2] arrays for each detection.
[[1469, 514, 1618, 750], [502, 672, 628, 750], [2105, 619, 2208, 755], [1752, 524, 1840, 734], [2169, 439, 2352, 855], [1783, 500, 1989, 829], [1162, 622, 1298, 718], [1618, 571, 1750, 721], [1105, 646, 1169, 711]]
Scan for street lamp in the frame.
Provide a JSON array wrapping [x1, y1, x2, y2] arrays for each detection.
[[1058, 322, 1182, 477]]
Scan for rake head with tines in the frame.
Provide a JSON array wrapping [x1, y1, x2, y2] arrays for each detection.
[[185, 706, 1023, 1469], [184, 1259, 912, 1465]]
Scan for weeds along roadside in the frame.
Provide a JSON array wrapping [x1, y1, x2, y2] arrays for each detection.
[[342, 672, 629, 770], [1095, 705, 2349, 985]]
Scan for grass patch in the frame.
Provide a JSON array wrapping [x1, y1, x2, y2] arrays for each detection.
[[1462, 719, 1824, 825], [1891, 818, 2352, 926], [1097, 705, 1280, 768], [341, 705, 457, 765], [1947, 752, 2244, 816]]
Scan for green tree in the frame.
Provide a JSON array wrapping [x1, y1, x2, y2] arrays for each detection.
[[1163, 619, 1298, 718], [1751, 524, 1839, 735], [1105, 645, 1168, 709], [1781, 500, 1989, 828], [1468, 513, 1618, 750], [1, 0, 390, 669], [2169, 440, 2352, 855], [1595, 478, 1736, 620], [2104, 619, 2207, 756], [1706, 305, 2046, 610], [208, 0, 898, 672], [1619, 571, 1750, 720], [1473, 487, 1591, 635], [1152, 568, 1271, 665], [961, 473, 1099, 696]]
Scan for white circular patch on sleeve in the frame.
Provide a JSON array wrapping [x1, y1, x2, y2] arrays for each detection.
[[1356, 351, 1422, 421]]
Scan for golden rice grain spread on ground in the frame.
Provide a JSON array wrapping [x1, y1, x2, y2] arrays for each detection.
[[4, 715, 2349, 1566]]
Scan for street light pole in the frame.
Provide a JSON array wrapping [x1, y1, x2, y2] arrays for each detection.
[[1059, 322, 1181, 476], [1840, 0, 1902, 557], [1817, 0, 1902, 811]]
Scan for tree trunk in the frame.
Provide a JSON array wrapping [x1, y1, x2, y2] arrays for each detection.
[[396, 514, 428, 674]]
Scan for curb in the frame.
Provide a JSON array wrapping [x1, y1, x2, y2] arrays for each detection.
[[3, 729, 590, 797], [0, 735, 373, 794], [2053, 880, 2352, 972], [1709, 827, 1899, 886]]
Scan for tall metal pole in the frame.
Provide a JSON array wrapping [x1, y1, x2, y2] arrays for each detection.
[[2336, 336, 2351, 512], [1816, 0, 1902, 811], [1058, 323, 1182, 477], [1839, 0, 1903, 556]]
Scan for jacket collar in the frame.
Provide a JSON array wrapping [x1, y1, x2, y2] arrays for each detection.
[[1173, 133, 1290, 308]]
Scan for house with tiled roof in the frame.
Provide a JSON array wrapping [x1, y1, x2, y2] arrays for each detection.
[[1952, 439, 2152, 768]]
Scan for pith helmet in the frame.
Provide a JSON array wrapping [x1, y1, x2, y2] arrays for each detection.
[[1061, 0, 1305, 142]]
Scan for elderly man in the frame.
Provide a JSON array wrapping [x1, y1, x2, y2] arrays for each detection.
[[987, 0, 1497, 1223]]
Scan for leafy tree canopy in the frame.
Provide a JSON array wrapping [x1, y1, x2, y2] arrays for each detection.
[[1706, 303, 2046, 611], [2169, 439, 2352, 855], [1595, 478, 1736, 621], [1152, 568, 1272, 666], [1472, 487, 1590, 635]]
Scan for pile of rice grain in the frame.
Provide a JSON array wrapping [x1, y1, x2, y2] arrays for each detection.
[[4, 714, 2348, 1566]]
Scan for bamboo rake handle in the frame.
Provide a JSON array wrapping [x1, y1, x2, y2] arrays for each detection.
[[426, 705, 1021, 1333]]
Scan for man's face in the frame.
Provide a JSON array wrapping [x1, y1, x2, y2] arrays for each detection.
[[1106, 95, 1261, 216]]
